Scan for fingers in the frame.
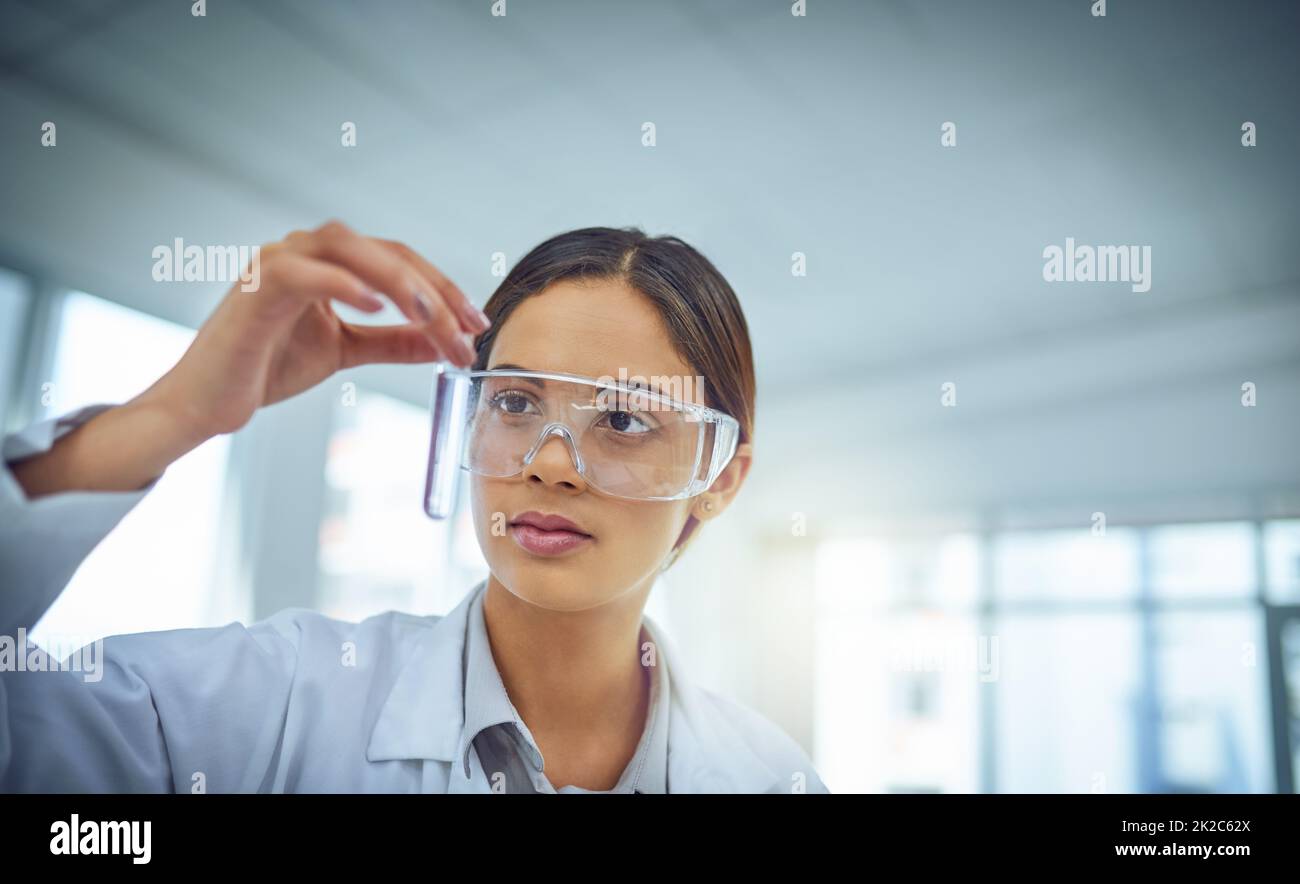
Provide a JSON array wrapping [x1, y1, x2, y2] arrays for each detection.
[[338, 323, 444, 369], [284, 221, 478, 366], [257, 250, 385, 316], [373, 238, 491, 337]]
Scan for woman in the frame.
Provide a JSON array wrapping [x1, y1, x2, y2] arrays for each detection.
[[0, 221, 829, 794]]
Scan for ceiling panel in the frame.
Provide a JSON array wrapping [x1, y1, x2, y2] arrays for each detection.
[[0, 0, 1295, 408]]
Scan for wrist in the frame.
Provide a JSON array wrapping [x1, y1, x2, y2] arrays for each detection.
[[124, 386, 217, 459], [128, 374, 222, 452], [8, 395, 198, 498]]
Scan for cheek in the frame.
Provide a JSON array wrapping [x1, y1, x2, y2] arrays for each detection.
[[469, 477, 505, 543], [604, 500, 691, 557]]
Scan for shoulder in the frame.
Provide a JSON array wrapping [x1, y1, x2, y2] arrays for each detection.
[[697, 686, 818, 768], [247, 606, 444, 666], [679, 681, 831, 793], [253, 606, 441, 639], [98, 606, 441, 658]]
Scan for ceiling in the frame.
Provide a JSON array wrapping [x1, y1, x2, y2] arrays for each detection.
[[1, 0, 1297, 519]]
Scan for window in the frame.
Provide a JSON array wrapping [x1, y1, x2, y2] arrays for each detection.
[[0, 267, 30, 435], [1265, 520, 1300, 603], [28, 292, 241, 650], [994, 527, 1139, 602], [814, 518, 1291, 793], [1148, 522, 1255, 599], [317, 389, 486, 622], [814, 535, 981, 793], [1151, 610, 1270, 791], [994, 612, 1141, 793]]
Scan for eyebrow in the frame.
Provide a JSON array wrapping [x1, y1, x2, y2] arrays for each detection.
[[485, 362, 547, 389], [485, 363, 656, 395]]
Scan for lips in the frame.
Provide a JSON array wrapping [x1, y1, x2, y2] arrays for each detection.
[[508, 510, 593, 557], [510, 511, 591, 535]]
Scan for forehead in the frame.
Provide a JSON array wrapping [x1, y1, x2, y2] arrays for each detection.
[[487, 278, 701, 399]]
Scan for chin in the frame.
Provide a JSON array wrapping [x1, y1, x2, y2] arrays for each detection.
[[489, 545, 653, 613], [493, 562, 611, 612]]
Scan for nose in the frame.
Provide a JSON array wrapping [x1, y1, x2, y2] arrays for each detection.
[[520, 425, 588, 493]]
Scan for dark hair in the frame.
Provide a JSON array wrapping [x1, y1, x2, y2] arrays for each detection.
[[472, 226, 756, 567]]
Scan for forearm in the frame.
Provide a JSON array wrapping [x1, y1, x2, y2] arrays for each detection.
[[8, 391, 212, 498]]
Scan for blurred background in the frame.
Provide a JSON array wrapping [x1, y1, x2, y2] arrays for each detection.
[[1, 0, 1298, 793]]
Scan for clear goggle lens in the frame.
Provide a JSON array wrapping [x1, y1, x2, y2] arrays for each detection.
[[423, 365, 739, 518]]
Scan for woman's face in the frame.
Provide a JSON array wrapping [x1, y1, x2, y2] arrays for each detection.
[[470, 277, 704, 612]]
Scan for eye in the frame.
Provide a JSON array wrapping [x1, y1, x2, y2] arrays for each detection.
[[489, 390, 540, 415], [600, 409, 655, 435]]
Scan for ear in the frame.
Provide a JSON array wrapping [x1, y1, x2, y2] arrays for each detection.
[[692, 442, 753, 522]]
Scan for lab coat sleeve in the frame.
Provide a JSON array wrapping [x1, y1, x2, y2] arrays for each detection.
[[0, 404, 301, 793], [0, 403, 157, 636]]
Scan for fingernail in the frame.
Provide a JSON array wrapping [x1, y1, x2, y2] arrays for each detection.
[[472, 306, 491, 331], [455, 335, 476, 366], [413, 288, 435, 323], [359, 291, 385, 311]]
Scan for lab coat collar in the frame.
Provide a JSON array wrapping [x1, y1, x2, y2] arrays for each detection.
[[453, 581, 671, 793], [456, 581, 527, 780], [366, 578, 784, 793]]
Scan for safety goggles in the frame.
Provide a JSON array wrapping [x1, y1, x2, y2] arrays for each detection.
[[423, 363, 740, 518]]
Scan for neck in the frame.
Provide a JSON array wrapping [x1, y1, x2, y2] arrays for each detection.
[[481, 573, 653, 739]]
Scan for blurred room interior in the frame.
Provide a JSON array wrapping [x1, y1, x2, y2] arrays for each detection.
[[1, 0, 1297, 793]]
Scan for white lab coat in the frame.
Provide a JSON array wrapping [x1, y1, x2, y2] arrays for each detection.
[[0, 403, 829, 794]]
